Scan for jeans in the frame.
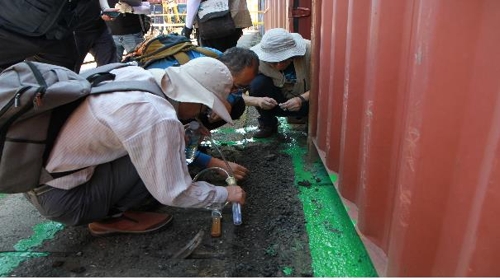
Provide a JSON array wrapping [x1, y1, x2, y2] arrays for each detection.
[[113, 32, 144, 61]]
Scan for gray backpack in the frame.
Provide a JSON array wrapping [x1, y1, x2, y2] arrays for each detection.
[[0, 61, 164, 193]]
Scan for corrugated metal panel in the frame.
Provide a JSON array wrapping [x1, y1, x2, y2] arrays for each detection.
[[261, 0, 312, 36], [261, 0, 288, 30], [308, 0, 500, 277]]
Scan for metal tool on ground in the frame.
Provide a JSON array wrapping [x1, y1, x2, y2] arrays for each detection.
[[170, 230, 204, 259]]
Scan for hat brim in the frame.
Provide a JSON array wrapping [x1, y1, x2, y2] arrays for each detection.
[[149, 68, 233, 125], [251, 33, 306, 63]]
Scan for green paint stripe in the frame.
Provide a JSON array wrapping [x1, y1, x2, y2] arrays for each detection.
[[285, 147, 377, 277], [0, 221, 64, 277], [272, 118, 376, 277], [1, 117, 377, 277]]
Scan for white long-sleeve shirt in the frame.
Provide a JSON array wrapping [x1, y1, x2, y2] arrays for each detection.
[[45, 66, 228, 208]]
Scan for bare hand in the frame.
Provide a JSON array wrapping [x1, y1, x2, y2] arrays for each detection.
[[222, 161, 249, 181], [279, 97, 302, 112], [198, 124, 211, 138], [226, 185, 246, 204], [209, 158, 249, 181], [258, 97, 278, 110], [101, 8, 120, 21]]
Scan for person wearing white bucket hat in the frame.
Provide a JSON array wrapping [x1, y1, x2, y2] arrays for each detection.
[[249, 28, 312, 138], [146, 47, 259, 181], [26, 57, 245, 237]]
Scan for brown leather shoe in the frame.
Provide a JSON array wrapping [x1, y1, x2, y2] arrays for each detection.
[[88, 211, 173, 237], [253, 125, 278, 138]]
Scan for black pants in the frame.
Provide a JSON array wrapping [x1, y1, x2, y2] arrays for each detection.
[[73, 26, 118, 73], [0, 27, 78, 72], [24, 156, 152, 226], [197, 28, 243, 53], [249, 74, 309, 126]]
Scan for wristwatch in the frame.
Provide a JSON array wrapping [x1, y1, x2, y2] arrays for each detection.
[[297, 95, 306, 104]]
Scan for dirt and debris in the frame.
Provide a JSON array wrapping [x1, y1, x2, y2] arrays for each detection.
[[9, 107, 314, 277]]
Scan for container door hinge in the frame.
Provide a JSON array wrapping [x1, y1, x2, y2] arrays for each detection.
[[291, 7, 311, 18]]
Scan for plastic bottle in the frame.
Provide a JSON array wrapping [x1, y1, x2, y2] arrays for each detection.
[[226, 176, 242, 225], [185, 121, 202, 164]]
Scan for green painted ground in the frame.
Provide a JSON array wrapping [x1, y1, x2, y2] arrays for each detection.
[[0, 221, 64, 277], [214, 118, 378, 277], [281, 120, 377, 277]]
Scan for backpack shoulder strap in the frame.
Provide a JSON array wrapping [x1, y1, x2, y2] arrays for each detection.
[[80, 63, 165, 98], [79, 62, 134, 82], [193, 46, 220, 59], [90, 80, 164, 98]]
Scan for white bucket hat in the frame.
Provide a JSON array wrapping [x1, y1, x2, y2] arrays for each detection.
[[148, 57, 234, 124], [250, 28, 307, 63]]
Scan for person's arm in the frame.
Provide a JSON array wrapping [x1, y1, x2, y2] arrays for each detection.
[[185, 0, 201, 28], [207, 157, 249, 181], [278, 90, 310, 112], [181, 0, 201, 38], [99, 0, 111, 10], [106, 1, 151, 14], [242, 95, 278, 110], [124, 117, 243, 207], [191, 151, 212, 168]]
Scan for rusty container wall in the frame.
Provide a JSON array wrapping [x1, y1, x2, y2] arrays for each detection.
[[288, 0, 312, 39], [261, 0, 288, 31], [309, 0, 500, 277]]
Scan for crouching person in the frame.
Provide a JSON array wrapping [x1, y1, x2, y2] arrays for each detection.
[[23, 57, 246, 236], [249, 28, 311, 138]]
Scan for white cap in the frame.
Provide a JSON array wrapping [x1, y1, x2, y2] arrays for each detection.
[[148, 57, 234, 124]]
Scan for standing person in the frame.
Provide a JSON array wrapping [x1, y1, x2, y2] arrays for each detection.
[[73, 0, 119, 72], [0, 0, 80, 72], [104, 0, 150, 62], [181, 0, 252, 52], [249, 28, 311, 138], [23, 57, 246, 236]]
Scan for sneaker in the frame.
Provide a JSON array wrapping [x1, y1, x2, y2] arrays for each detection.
[[253, 124, 278, 138], [88, 211, 173, 237]]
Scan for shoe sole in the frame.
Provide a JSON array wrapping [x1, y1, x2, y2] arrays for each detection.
[[88, 214, 173, 237]]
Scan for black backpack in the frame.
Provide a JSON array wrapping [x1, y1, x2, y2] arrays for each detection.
[[0, 61, 164, 194], [0, 0, 78, 39]]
